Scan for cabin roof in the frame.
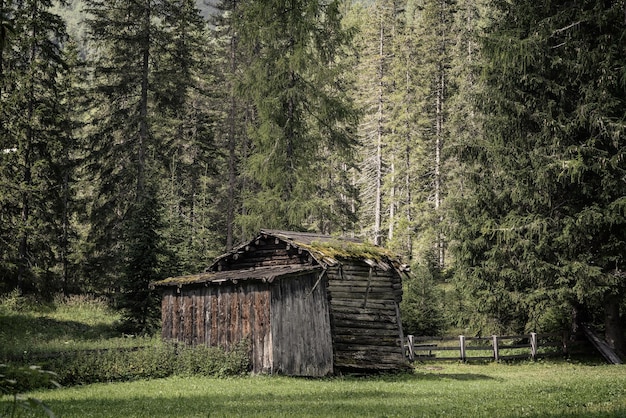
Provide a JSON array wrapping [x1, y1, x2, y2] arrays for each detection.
[[209, 229, 408, 272], [150, 264, 322, 288], [151, 230, 409, 289]]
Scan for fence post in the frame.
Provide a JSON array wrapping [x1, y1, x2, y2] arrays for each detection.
[[492, 335, 499, 361], [530, 332, 538, 361], [459, 335, 466, 361], [407, 335, 415, 362]]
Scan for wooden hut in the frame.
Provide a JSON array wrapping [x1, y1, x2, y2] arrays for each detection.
[[150, 230, 410, 376]]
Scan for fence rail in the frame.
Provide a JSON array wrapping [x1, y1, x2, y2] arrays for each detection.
[[405, 332, 568, 362]]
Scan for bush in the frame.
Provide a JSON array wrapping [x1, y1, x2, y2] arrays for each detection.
[[40, 342, 250, 386]]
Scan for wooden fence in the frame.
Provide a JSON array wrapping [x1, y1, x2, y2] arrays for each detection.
[[405, 333, 568, 362]]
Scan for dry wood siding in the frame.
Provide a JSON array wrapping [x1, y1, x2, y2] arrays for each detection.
[[160, 281, 273, 374], [213, 240, 313, 272], [326, 260, 408, 372], [270, 272, 334, 376]]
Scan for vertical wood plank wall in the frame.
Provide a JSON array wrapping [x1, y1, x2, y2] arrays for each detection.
[[161, 282, 273, 374], [270, 273, 334, 376]]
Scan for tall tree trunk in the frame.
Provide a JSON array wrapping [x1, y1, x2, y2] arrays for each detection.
[[434, 0, 446, 269], [405, 139, 413, 259], [17, 1, 38, 291], [226, 0, 237, 249], [604, 292, 625, 357], [0, 0, 5, 89], [388, 158, 395, 241], [374, 17, 384, 246], [435, 64, 444, 268], [137, 0, 150, 198]]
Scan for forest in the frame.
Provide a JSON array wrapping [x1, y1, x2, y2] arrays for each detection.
[[0, 0, 624, 356]]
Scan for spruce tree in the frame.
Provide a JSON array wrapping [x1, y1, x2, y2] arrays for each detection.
[[453, 1, 626, 348], [0, 0, 77, 295], [234, 0, 359, 233]]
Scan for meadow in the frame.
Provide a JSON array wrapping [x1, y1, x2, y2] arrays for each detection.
[[2, 294, 625, 417], [14, 362, 626, 417]]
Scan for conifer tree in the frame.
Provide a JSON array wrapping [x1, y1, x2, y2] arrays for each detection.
[[0, 0, 77, 295], [234, 0, 358, 233], [453, 1, 626, 348], [84, 0, 196, 327]]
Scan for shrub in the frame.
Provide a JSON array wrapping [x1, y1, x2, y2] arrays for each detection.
[[0, 364, 59, 418], [40, 342, 250, 386]]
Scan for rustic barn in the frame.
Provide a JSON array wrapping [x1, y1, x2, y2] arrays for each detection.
[[150, 230, 410, 376]]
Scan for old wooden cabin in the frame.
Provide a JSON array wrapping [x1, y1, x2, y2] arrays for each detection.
[[150, 230, 410, 376]]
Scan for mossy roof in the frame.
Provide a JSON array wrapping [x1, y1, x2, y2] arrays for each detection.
[[150, 264, 322, 288], [153, 230, 408, 289]]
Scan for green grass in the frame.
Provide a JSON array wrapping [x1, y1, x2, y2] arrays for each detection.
[[2, 293, 625, 417], [2, 361, 623, 417], [0, 293, 155, 361]]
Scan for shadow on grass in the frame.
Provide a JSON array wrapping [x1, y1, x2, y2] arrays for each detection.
[[1, 312, 118, 341], [344, 370, 497, 383], [29, 391, 626, 418], [0, 312, 119, 360]]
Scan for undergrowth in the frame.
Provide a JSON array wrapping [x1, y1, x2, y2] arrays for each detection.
[[0, 293, 250, 394]]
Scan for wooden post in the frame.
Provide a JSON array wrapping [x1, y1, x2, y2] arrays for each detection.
[[530, 332, 538, 361], [492, 335, 499, 362], [562, 331, 569, 356], [407, 335, 415, 362], [459, 335, 466, 361]]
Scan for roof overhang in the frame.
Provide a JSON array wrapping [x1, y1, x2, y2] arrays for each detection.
[[150, 264, 323, 289]]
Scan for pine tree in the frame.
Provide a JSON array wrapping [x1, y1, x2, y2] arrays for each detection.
[[453, 1, 626, 347], [234, 0, 358, 233], [0, 0, 77, 295]]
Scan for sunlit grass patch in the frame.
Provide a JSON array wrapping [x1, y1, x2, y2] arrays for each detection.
[[9, 361, 626, 417]]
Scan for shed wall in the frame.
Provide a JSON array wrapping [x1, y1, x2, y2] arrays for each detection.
[[161, 281, 273, 374], [270, 273, 334, 376], [326, 261, 408, 372]]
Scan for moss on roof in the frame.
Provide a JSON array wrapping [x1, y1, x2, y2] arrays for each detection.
[[299, 240, 398, 264]]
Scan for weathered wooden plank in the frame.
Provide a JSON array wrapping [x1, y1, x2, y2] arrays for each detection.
[[330, 305, 397, 316], [184, 292, 193, 344], [327, 288, 396, 299], [333, 335, 401, 345], [328, 273, 391, 283], [329, 299, 397, 310], [209, 287, 218, 346], [327, 282, 393, 291], [330, 290, 396, 307], [332, 312, 397, 323], [333, 325, 401, 337], [334, 344, 404, 354]]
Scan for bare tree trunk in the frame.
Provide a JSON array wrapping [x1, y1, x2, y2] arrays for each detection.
[[137, 0, 150, 198], [434, 0, 446, 269], [435, 66, 444, 268], [226, 0, 238, 249], [374, 17, 384, 246], [388, 158, 395, 241]]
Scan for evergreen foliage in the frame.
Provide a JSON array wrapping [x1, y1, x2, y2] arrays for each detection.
[[452, 0, 626, 345], [234, 0, 359, 233], [0, 0, 78, 295]]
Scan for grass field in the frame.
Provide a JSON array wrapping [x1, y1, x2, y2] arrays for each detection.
[[0, 293, 156, 360], [2, 294, 625, 417], [6, 361, 624, 417]]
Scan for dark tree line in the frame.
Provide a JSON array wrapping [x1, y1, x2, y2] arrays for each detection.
[[0, 0, 624, 353]]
